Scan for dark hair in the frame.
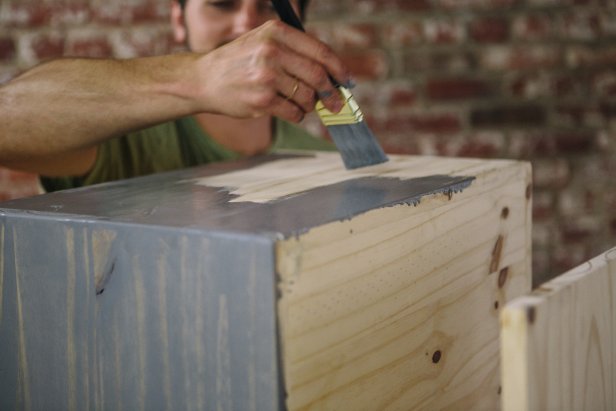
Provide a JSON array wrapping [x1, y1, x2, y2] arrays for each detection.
[[178, 1, 310, 19]]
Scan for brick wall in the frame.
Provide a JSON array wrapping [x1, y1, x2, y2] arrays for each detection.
[[1, 0, 614, 285]]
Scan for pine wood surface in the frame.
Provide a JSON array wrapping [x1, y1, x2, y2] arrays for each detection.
[[501, 246, 616, 411], [271, 154, 532, 410], [195, 152, 523, 204], [0, 153, 533, 410]]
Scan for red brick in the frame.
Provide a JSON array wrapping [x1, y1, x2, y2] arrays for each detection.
[[532, 249, 552, 286], [29, 32, 66, 61], [558, 10, 601, 41], [388, 86, 417, 107], [552, 243, 591, 274], [353, 0, 432, 15], [566, 45, 616, 68], [558, 186, 593, 217], [599, 101, 616, 120], [48, 2, 92, 26], [306, 2, 345, 18], [340, 50, 389, 80], [508, 130, 597, 157], [108, 29, 176, 58], [433, 0, 521, 10], [554, 104, 600, 127], [553, 131, 595, 153], [481, 45, 561, 70], [552, 74, 583, 98], [93, 1, 169, 25], [532, 158, 571, 189], [330, 23, 379, 49], [350, 82, 417, 110], [593, 71, 616, 97], [379, 135, 421, 155], [560, 216, 602, 245], [0, 37, 16, 61], [382, 21, 425, 47], [470, 105, 546, 127], [532, 191, 555, 221], [469, 16, 510, 43], [409, 113, 462, 134], [507, 131, 555, 158], [370, 112, 462, 135], [0, 67, 19, 84], [451, 131, 506, 158], [403, 50, 475, 72], [512, 13, 555, 41], [508, 73, 550, 99], [0, 2, 51, 28], [65, 34, 113, 58], [391, 0, 433, 11], [423, 19, 466, 44], [426, 77, 491, 100], [600, 9, 616, 37]]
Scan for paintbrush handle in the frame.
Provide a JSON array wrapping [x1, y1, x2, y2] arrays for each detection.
[[271, 0, 305, 32], [272, 0, 342, 87]]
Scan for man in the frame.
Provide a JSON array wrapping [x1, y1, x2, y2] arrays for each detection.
[[0, 0, 350, 191]]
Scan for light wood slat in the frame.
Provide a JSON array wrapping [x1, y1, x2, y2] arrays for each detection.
[[276, 159, 532, 410], [194, 153, 515, 204], [501, 247, 616, 411]]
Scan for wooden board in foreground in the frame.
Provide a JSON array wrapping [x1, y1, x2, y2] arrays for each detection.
[[501, 247, 616, 411], [0, 152, 532, 410]]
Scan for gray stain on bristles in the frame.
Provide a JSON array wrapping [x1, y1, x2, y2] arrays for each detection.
[[328, 122, 389, 170]]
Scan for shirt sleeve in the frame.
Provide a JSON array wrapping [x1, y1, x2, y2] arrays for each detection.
[[40, 122, 185, 192]]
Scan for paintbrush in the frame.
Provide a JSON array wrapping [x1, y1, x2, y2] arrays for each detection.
[[271, 0, 389, 169]]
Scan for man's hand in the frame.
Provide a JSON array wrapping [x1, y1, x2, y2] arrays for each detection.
[[0, 20, 350, 176], [194, 20, 349, 122]]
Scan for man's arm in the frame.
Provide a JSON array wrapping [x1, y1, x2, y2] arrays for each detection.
[[0, 21, 348, 176]]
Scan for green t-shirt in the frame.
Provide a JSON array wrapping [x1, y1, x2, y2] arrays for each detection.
[[41, 116, 334, 192]]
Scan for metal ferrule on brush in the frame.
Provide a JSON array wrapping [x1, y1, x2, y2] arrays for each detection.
[[316, 87, 364, 126]]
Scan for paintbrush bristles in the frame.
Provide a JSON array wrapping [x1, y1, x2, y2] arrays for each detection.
[[327, 122, 389, 169], [315, 87, 388, 169]]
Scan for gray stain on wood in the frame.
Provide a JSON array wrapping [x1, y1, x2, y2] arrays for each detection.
[[0, 154, 474, 238], [0, 154, 476, 410]]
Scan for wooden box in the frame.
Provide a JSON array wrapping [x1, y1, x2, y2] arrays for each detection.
[[0, 152, 532, 410], [501, 246, 616, 411]]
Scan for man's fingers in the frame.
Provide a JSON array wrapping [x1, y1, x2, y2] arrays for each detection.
[[278, 75, 315, 113], [275, 45, 344, 113], [266, 21, 349, 85], [261, 21, 350, 112], [270, 94, 305, 123]]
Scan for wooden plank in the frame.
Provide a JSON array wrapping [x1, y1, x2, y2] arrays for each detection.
[[0, 217, 281, 410], [501, 246, 616, 411], [273, 156, 532, 410], [0, 152, 532, 410]]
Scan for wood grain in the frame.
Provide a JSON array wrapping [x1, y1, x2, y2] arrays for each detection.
[[276, 158, 532, 410], [0, 219, 281, 410], [193, 152, 519, 204], [0, 153, 533, 410], [501, 246, 616, 411]]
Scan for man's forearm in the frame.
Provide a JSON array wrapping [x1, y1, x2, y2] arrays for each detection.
[[0, 54, 201, 163], [0, 21, 350, 176]]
